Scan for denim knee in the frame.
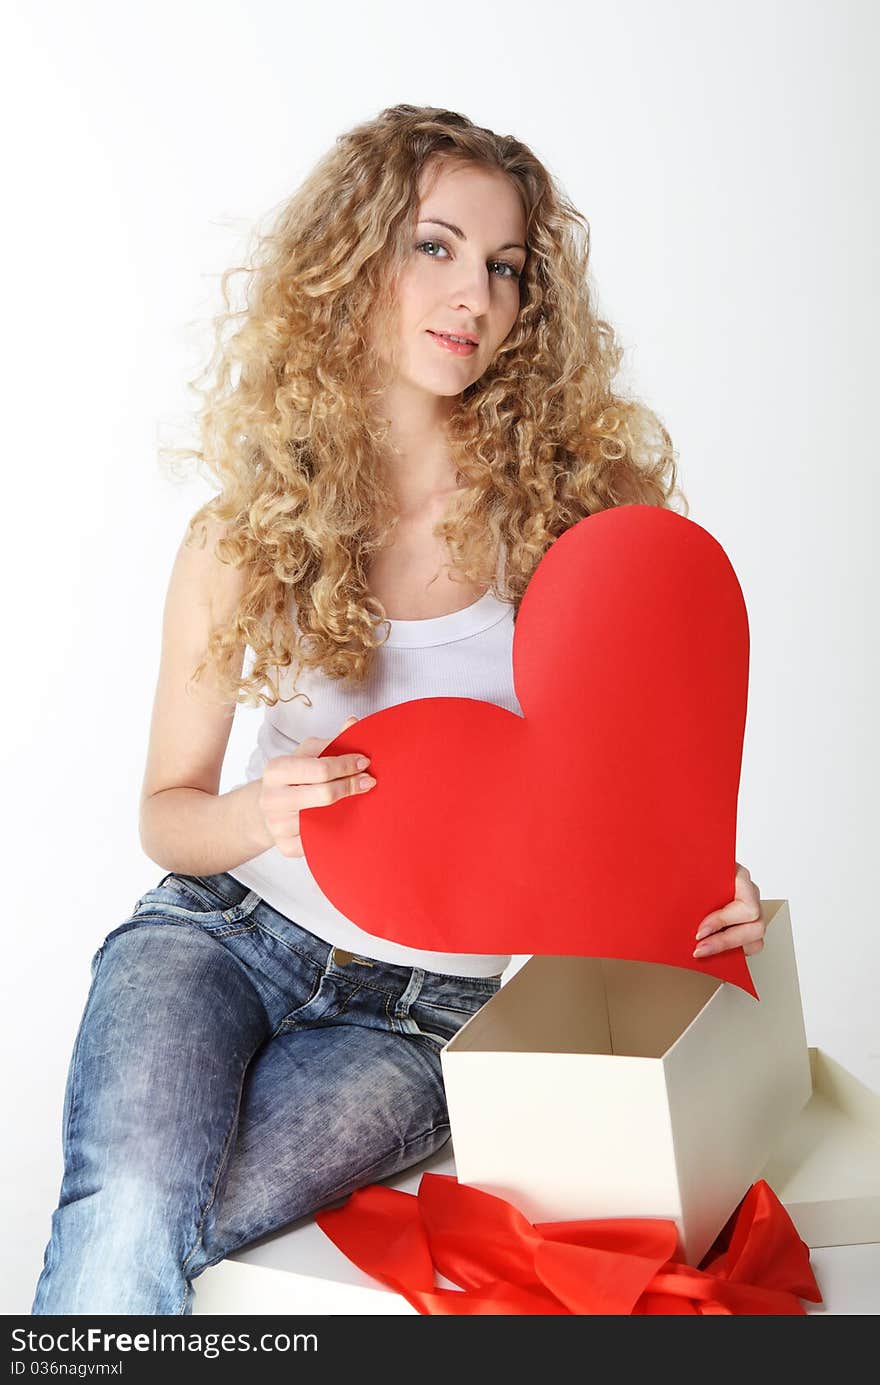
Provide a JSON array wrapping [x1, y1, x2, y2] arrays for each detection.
[[32, 1169, 198, 1316]]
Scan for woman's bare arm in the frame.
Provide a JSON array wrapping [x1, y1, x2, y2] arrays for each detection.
[[138, 515, 273, 875]]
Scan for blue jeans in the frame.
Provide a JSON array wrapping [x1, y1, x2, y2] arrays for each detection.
[[31, 871, 502, 1316]]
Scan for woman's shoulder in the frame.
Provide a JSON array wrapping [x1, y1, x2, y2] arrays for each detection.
[[176, 511, 254, 625]]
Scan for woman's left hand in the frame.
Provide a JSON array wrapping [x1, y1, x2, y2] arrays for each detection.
[[693, 861, 765, 959]]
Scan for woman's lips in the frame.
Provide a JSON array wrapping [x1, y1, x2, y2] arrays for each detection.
[[427, 330, 477, 356]]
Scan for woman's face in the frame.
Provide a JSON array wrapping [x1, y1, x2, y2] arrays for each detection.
[[376, 159, 528, 397]]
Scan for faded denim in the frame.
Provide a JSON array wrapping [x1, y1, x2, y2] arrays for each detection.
[[31, 870, 502, 1315]]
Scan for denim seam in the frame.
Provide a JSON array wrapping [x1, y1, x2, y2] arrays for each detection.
[[251, 920, 329, 975], [176, 1049, 254, 1310], [281, 980, 365, 1029], [316, 1119, 452, 1209], [322, 973, 407, 998], [320, 971, 496, 1000], [194, 918, 261, 939], [133, 898, 225, 924], [412, 999, 482, 1017], [131, 909, 258, 939], [151, 879, 502, 987], [142, 888, 261, 925], [188, 1115, 453, 1280], [260, 938, 498, 1000], [421, 973, 501, 987], [155, 877, 262, 926], [270, 971, 326, 1036], [408, 1028, 449, 1050], [167, 876, 242, 913], [408, 967, 503, 986], [62, 948, 106, 1156], [134, 889, 225, 920]]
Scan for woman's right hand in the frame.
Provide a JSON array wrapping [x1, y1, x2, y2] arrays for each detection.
[[256, 715, 375, 858]]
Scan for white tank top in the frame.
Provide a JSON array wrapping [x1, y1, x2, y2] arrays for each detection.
[[226, 585, 521, 977]]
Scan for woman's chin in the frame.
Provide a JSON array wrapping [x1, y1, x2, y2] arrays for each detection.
[[397, 369, 475, 400]]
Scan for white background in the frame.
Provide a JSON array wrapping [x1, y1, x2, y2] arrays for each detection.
[[2, 0, 877, 1315]]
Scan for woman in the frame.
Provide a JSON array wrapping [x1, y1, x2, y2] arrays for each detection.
[[32, 104, 765, 1315]]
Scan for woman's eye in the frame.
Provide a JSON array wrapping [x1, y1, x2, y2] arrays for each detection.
[[416, 239, 448, 260], [415, 241, 520, 280], [491, 259, 521, 280]]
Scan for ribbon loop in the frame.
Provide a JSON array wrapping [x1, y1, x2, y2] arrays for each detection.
[[315, 1175, 822, 1316]]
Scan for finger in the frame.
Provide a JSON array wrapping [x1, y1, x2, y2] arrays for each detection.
[[734, 862, 760, 906], [735, 863, 761, 909], [268, 752, 370, 785], [274, 774, 374, 813], [693, 918, 765, 957], [322, 752, 372, 780], [695, 896, 763, 939]]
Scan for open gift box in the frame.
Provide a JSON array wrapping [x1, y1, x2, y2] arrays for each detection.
[[441, 898, 813, 1266]]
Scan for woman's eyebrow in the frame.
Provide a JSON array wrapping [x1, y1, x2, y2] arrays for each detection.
[[418, 217, 527, 254]]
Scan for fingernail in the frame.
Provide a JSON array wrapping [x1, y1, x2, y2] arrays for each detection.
[[356, 756, 370, 770], [695, 927, 712, 941], [359, 775, 376, 789], [693, 943, 712, 957]]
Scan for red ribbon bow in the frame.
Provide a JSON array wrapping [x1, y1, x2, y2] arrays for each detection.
[[315, 1174, 822, 1315]]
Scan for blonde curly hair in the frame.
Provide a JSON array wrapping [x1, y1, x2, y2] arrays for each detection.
[[161, 103, 688, 710]]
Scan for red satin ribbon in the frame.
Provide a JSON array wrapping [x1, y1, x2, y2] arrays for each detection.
[[315, 1175, 822, 1315]]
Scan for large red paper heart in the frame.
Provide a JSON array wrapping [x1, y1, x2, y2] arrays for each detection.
[[300, 504, 755, 995]]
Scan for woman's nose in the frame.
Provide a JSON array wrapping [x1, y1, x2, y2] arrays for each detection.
[[449, 267, 492, 317]]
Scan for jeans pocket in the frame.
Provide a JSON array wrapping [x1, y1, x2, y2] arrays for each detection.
[[129, 872, 262, 935], [269, 968, 327, 1037], [406, 975, 502, 1049]]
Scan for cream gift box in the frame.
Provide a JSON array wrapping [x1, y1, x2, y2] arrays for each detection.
[[441, 898, 812, 1267]]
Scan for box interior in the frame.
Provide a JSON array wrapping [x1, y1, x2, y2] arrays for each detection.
[[455, 951, 723, 1058]]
